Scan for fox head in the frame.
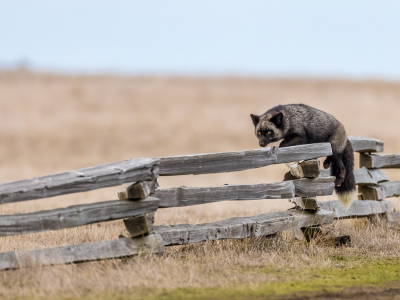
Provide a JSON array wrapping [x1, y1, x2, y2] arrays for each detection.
[[250, 111, 284, 147]]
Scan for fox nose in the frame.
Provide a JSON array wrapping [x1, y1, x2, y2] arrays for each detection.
[[259, 141, 266, 147]]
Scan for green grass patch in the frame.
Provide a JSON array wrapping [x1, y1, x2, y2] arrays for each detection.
[[141, 257, 400, 300]]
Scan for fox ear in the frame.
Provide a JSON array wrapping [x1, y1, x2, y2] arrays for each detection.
[[250, 114, 260, 126], [270, 112, 283, 127]]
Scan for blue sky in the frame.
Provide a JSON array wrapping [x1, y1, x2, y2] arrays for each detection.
[[1, 1, 399, 78]]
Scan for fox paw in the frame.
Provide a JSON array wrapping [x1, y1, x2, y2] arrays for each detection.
[[335, 177, 344, 187], [323, 159, 332, 169]]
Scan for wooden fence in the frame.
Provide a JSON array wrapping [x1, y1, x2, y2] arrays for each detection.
[[0, 136, 398, 270]]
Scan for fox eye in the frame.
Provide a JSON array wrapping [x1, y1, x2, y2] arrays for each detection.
[[267, 131, 272, 135], [258, 131, 261, 135]]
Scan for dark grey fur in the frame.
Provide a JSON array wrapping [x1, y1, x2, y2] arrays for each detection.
[[250, 104, 356, 207]]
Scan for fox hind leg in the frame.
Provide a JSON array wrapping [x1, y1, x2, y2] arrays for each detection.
[[323, 156, 332, 169], [331, 154, 346, 187]]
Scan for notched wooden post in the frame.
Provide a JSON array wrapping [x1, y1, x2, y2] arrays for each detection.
[[286, 159, 322, 242], [118, 180, 158, 238], [286, 159, 320, 178], [118, 180, 157, 200], [290, 196, 320, 241], [290, 197, 319, 210], [358, 181, 400, 201], [124, 213, 155, 238], [287, 162, 340, 243]]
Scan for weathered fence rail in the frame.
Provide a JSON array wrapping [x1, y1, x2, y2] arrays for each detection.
[[155, 177, 335, 208], [0, 135, 398, 271], [158, 143, 332, 176], [321, 167, 390, 185], [155, 209, 334, 246], [0, 197, 159, 237], [358, 181, 400, 200], [0, 158, 159, 205], [318, 200, 392, 219], [0, 234, 165, 270], [347, 136, 384, 152], [360, 153, 400, 169]]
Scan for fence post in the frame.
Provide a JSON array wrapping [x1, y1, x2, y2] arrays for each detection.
[[118, 180, 158, 238]]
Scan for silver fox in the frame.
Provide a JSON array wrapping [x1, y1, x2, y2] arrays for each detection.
[[250, 104, 356, 208]]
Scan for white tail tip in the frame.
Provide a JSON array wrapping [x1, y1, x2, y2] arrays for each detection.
[[338, 191, 355, 210]]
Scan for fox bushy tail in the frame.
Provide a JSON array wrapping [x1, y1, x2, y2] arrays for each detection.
[[331, 139, 357, 209]]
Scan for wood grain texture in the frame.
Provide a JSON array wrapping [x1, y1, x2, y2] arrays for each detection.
[[0, 197, 159, 237], [155, 177, 334, 208], [292, 177, 335, 197], [358, 181, 400, 200], [348, 136, 384, 152], [317, 200, 392, 219], [286, 159, 320, 178], [118, 181, 155, 200], [155, 209, 334, 246], [156, 182, 295, 208], [319, 169, 331, 178], [354, 167, 376, 185], [0, 158, 159, 205], [126, 181, 155, 199], [158, 143, 332, 176], [360, 153, 400, 169], [298, 160, 320, 178], [289, 197, 318, 210], [123, 213, 155, 237], [368, 169, 390, 183], [0, 234, 165, 270], [276, 143, 332, 164], [319, 168, 389, 185], [159, 147, 278, 176]]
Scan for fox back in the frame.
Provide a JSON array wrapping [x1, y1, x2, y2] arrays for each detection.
[[250, 104, 356, 209]]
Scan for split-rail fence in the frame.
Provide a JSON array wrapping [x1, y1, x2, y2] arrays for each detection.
[[0, 136, 399, 270]]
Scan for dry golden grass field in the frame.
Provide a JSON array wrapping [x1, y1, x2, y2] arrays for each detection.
[[0, 71, 400, 299]]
